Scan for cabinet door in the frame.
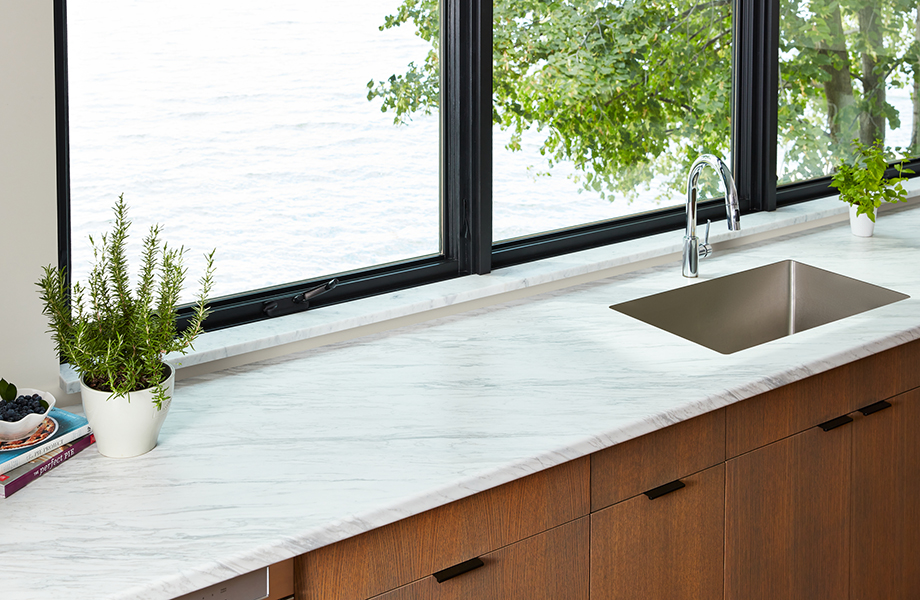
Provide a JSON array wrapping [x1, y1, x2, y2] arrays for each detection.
[[590, 464, 724, 600], [850, 388, 920, 599], [438, 516, 588, 600], [725, 421, 851, 600], [371, 517, 589, 600], [295, 458, 588, 600]]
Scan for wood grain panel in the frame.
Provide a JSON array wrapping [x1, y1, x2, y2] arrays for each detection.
[[591, 464, 724, 600], [368, 518, 588, 600], [293, 457, 589, 600], [726, 339, 920, 458], [436, 517, 589, 600], [369, 578, 436, 600], [591, 409, 724, 511], [891, 337, 920, 395], [268, 558, 294, 600], [850, 387, 920, 599], [725, 424, 851, 600]]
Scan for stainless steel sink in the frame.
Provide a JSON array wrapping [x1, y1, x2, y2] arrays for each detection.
[[610, 260, 909, 354]]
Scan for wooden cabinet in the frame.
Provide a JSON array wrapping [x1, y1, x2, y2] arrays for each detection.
[[849, 388, 920, 599], [725, 419, 852, 600], [293, 458, 589, 600], [372, 518, 589, 600], [725, 338, 920, 458], [435, 517, 588, 600], [590, 409, 724, 511], [725, 384, 920, 600], [589, 409, 725, 600], [591, 464, 724, 600]]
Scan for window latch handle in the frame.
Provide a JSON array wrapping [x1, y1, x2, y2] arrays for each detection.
[[293, 278, 339, 306], [263, 278, 339, 317]]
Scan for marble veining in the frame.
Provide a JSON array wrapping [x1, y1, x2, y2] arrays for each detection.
[[10, 200, 920, 600], [59, 185, 920, 394]]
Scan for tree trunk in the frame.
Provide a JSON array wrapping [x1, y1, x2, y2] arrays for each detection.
[[858, 5, 886, 146], [816, 4, 858, 148]]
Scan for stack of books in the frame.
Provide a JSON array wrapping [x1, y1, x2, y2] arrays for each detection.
[[1, 408, 94, 498]]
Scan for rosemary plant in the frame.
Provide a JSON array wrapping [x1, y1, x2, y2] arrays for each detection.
[[37, 194, 215, 408]]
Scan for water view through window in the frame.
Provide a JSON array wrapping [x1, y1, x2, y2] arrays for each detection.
[[68, 0, 441, 302], [71, 0, 728, 304]]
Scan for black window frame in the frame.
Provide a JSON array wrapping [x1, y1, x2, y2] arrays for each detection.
[[54, 0, 920, 333]]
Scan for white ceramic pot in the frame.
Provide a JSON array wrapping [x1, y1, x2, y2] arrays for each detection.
[[849, 204, 876, 237], [80, 364, 174, 458]]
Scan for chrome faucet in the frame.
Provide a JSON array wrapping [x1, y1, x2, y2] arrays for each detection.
[[682, 154, 741, 278]]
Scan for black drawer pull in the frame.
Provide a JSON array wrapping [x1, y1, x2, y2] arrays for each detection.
[[644, 479, 685, 500], [858, 400, 892, 416], [433, 557, 485, 583], [819, 415, 854, 431]]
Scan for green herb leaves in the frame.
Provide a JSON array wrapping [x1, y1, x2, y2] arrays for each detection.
[[36, 194, 216, 406], [831, 139, 913, 222]]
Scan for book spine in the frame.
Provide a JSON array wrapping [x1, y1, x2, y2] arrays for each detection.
[[0, 424, 92, 476], [1, 434, 95, 498]]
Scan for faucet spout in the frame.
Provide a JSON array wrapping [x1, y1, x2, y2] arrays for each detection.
[[682, 154, 740, 278]]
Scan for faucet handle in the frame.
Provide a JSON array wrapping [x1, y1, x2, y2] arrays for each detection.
[[699, 220, 713, 259]]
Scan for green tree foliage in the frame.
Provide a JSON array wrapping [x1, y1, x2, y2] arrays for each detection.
[[779, 0, 920, 182], [368, 0, 920, 203]]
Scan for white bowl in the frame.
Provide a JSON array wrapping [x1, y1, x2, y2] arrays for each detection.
[[0, 388, 57, 442]]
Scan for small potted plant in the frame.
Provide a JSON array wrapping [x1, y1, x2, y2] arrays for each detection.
[[830, 138, 912, 237], [37, 194, 215, 458]]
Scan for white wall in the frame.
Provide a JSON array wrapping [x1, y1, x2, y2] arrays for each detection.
[[0, 1, 77, 405]]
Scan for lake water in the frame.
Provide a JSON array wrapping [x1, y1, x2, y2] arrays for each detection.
[[66, 0, 665, 302], [66, 1, 916, 302]]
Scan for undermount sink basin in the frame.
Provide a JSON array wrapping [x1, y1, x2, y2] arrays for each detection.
[[611, 260, 909, 354]]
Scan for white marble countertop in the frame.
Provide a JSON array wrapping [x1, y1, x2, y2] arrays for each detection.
[[6, 201, 920, 600]]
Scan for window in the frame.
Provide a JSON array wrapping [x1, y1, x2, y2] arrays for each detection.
[[489, 0, 733, 242], [778, 0, 920, 185], [65, 0, 440, 305], [55, 0, 920, 332]]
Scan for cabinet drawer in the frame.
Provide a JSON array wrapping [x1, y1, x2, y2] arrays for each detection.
[[591, 464, 724, 600], [590, 409, 724, 511], [370, 517, 589, 600], [294, 457, 589, 600], [726, 338, 920, 458]]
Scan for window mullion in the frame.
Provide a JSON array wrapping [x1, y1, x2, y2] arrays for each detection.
[[55, 0, 72, 284], [445, 0, 491, 275], [733, 0, 780, 213], [442, 0, 461, 265]]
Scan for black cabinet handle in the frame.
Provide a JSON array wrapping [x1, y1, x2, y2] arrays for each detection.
[[433, 557, 485, 583], [819, 415, 854, 431], [858, 400, 892, 416], [644, 479, 685, 500]]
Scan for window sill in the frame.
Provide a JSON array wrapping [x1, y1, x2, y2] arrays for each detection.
[[59, 185, 920, 394]]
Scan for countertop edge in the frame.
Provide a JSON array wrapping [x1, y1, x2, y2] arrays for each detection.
[[110, 325, 920, 600]]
